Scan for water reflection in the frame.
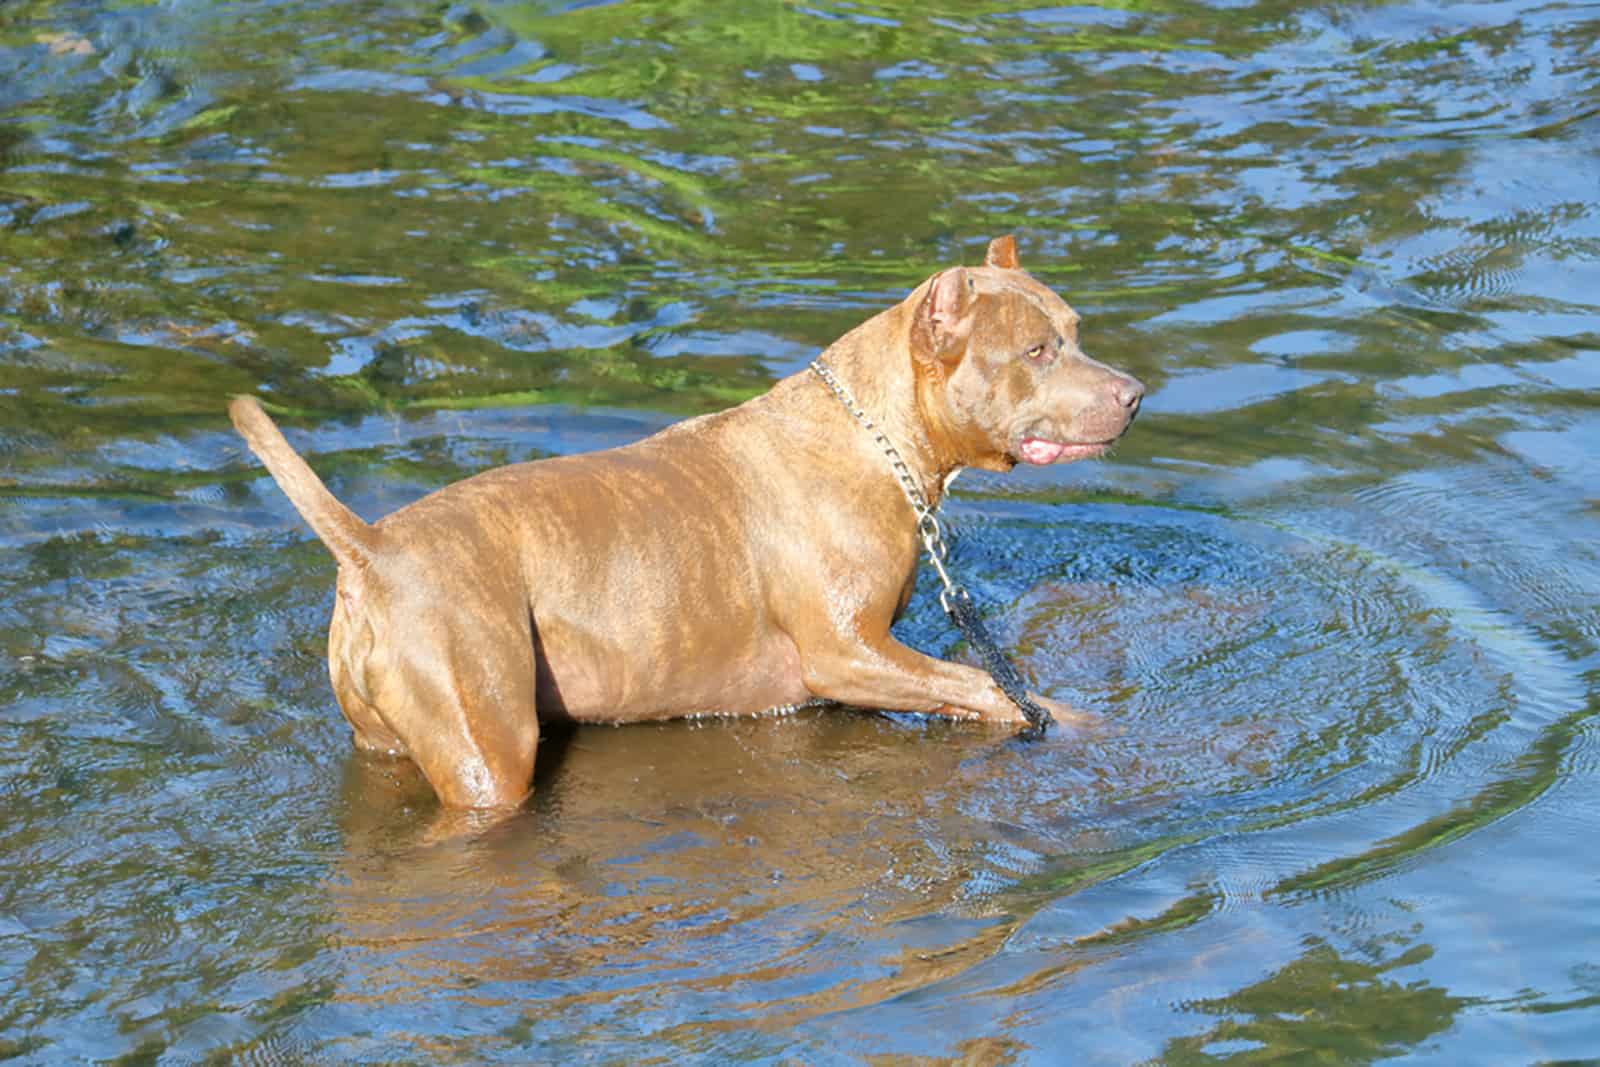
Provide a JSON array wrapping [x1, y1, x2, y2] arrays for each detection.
[[324, 715, 1048, 1057], [1162, 937, 1471, 1064]]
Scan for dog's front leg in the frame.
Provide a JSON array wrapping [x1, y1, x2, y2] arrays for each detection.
[[796, 633, 1093, 729]]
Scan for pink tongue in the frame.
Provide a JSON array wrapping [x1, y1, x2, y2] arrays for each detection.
[[1020, 438, 1067, 465]]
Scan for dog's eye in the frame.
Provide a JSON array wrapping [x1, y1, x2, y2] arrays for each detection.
[[1023, 343, 1050, 363]]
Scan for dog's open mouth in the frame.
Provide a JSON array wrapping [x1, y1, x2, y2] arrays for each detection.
[[1017, 436, 1114, 464]]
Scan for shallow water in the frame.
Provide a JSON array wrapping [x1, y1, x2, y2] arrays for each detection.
[[3, 0, 1599, 1061]]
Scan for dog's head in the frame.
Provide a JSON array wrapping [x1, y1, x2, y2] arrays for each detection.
[[908, 235, 1143, 471]]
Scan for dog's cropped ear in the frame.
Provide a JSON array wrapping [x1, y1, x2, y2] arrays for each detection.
[[985, 234, 1020, 270], [910, 267, 976, 369]]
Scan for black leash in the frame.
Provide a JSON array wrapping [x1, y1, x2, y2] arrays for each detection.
[[941, 587, 1051, 741], [810, 358, 1052, 741]]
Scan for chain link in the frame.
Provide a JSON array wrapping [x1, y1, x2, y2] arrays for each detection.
[[809, 358, 964, 603], [809, 358, 931, 514]]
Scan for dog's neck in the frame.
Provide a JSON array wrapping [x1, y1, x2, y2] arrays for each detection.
[[814, 304, 963, 510]]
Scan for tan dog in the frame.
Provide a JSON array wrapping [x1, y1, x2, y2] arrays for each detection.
[[231, 236, 1143, 808]]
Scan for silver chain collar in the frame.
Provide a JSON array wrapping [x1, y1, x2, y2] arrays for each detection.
[[809, 357, 966, 610]]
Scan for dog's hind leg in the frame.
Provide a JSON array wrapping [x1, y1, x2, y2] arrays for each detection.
[[336, 565, 542, 810], [381, 632, 541, 810]]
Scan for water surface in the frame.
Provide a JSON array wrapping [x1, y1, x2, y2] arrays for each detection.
[[2, 0, 1598, 1062]]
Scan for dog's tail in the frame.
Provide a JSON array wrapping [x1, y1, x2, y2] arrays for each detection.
[[229, 395, 375, 568]]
